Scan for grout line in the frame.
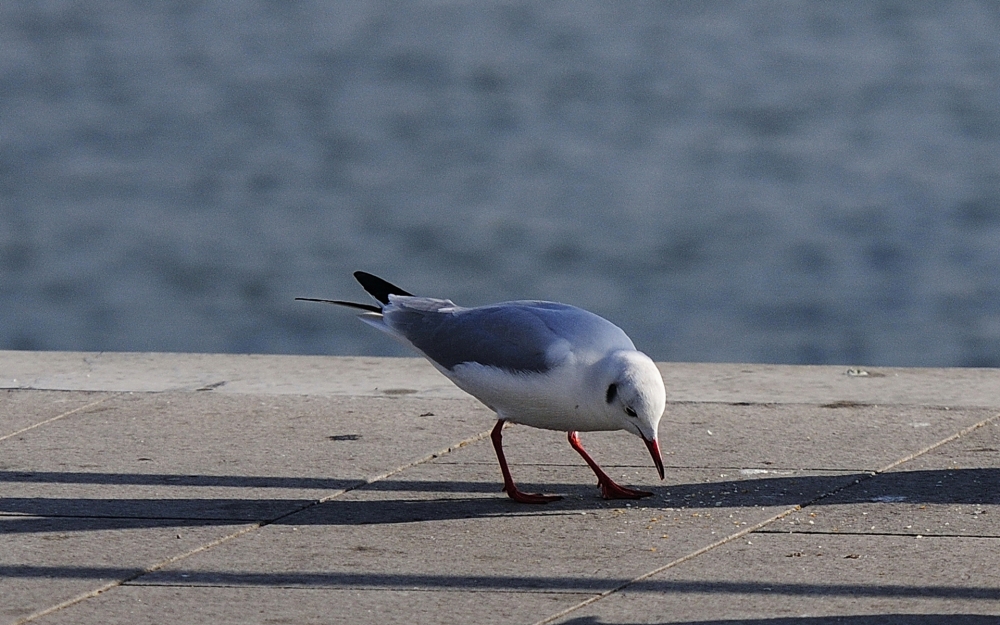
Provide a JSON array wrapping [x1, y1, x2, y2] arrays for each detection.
[[533, 411, 1000, 625], [792, 412, 1000, 513], [315, 430, 492, 505], [0, 395, 114, 443], [661, 401, 1000, 410], [533, 506, 803, 625], [755, 529, 1000, 539], [12, 427, 495, 625], [10, 527, 262, 625], [874, 415, 999, 474]]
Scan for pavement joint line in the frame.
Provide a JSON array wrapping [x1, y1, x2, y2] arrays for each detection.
[[531, 506, 803, 625], [0, 395, 115, 442], [787, 411, 1000, 513], [313, 428, 494, 505], [766, 410, 1000, 523], [663, 401, 999, 410], [870, 412, 1000, 475], [756, 529, 1000, 539], [11, 427, 495, 625], [531, 411, 1000, 625]]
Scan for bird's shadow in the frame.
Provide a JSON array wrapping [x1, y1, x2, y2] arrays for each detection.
[[1, 468, 998, 533]]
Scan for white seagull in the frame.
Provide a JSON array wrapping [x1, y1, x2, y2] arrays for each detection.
[[298, 271, 666, 503]]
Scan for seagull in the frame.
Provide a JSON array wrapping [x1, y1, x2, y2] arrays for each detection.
[[297, 271, 666, 503]]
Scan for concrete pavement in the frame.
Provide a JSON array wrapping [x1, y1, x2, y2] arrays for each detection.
[[2, 351, 999, 624]]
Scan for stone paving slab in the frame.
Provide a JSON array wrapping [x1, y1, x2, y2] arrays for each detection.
[[0, 352, 469, 397], [778, 420, 1000, 539], [0, 517, 249, 624], [132, 466, 809, 592], [1, 389, 493, 622], [553, 532, 1000, 624], [653, 403, 994, 472], [1, 352, 999, 625], [1, 391, 492, 494], [0, 391, 110, 440], [552, 418, 1000, 625], [29, 585, 587, 625]]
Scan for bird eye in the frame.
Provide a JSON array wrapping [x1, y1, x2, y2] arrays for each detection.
[[605, 383, 618, 404], [624, 406, 637, 418]]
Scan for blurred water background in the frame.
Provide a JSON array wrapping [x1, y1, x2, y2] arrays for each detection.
[[2, 1, 999, 366]]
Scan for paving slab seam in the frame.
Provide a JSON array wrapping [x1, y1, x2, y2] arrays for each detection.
[[10, 427, 495, 625], [130, 581, 597, 596], [0, 395, 115, 442], [755, 529, 1000, 539], [864, 412, 1000, 475], [531, 411, 1000, 625], [787, 410, 1000, 517], [531, 507, 802, 625], [662, 400, 999, 410]]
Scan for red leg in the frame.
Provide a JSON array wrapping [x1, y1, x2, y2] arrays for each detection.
[[490, 420, 561, 504], [568, 431, 653, 499]]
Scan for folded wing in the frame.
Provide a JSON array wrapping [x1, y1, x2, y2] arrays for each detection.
[[381, 298, 634, 374]]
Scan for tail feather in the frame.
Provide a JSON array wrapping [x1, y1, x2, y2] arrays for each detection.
[[296, 272, 413, 313], [294, 297, 381, 313], [354, 271, 413, 305]]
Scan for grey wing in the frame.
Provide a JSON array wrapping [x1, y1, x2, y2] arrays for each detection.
[[382, 299, 633, 373]]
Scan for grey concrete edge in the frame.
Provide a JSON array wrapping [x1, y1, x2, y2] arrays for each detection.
[[1, 349, 999, 408]]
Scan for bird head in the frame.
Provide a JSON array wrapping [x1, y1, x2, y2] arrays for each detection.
[[597, 350, 666, 479]]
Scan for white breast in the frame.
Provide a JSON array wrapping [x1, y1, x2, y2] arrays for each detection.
[[444, 361, 620, 432]]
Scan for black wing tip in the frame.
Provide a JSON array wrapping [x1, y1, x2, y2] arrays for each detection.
[[353, 271, 413, 304]]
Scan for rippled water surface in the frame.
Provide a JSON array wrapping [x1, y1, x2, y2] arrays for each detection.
[[2, 2, 999, 366]]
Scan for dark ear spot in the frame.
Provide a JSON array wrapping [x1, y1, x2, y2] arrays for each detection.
[[605, 383, 618, 404]]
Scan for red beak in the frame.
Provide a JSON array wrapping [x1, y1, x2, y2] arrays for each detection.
[[644, 437, 664, 480]]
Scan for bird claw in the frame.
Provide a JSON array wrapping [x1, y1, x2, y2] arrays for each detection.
[[598, 479, 653, 500], [503, 485, 562, 504]]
